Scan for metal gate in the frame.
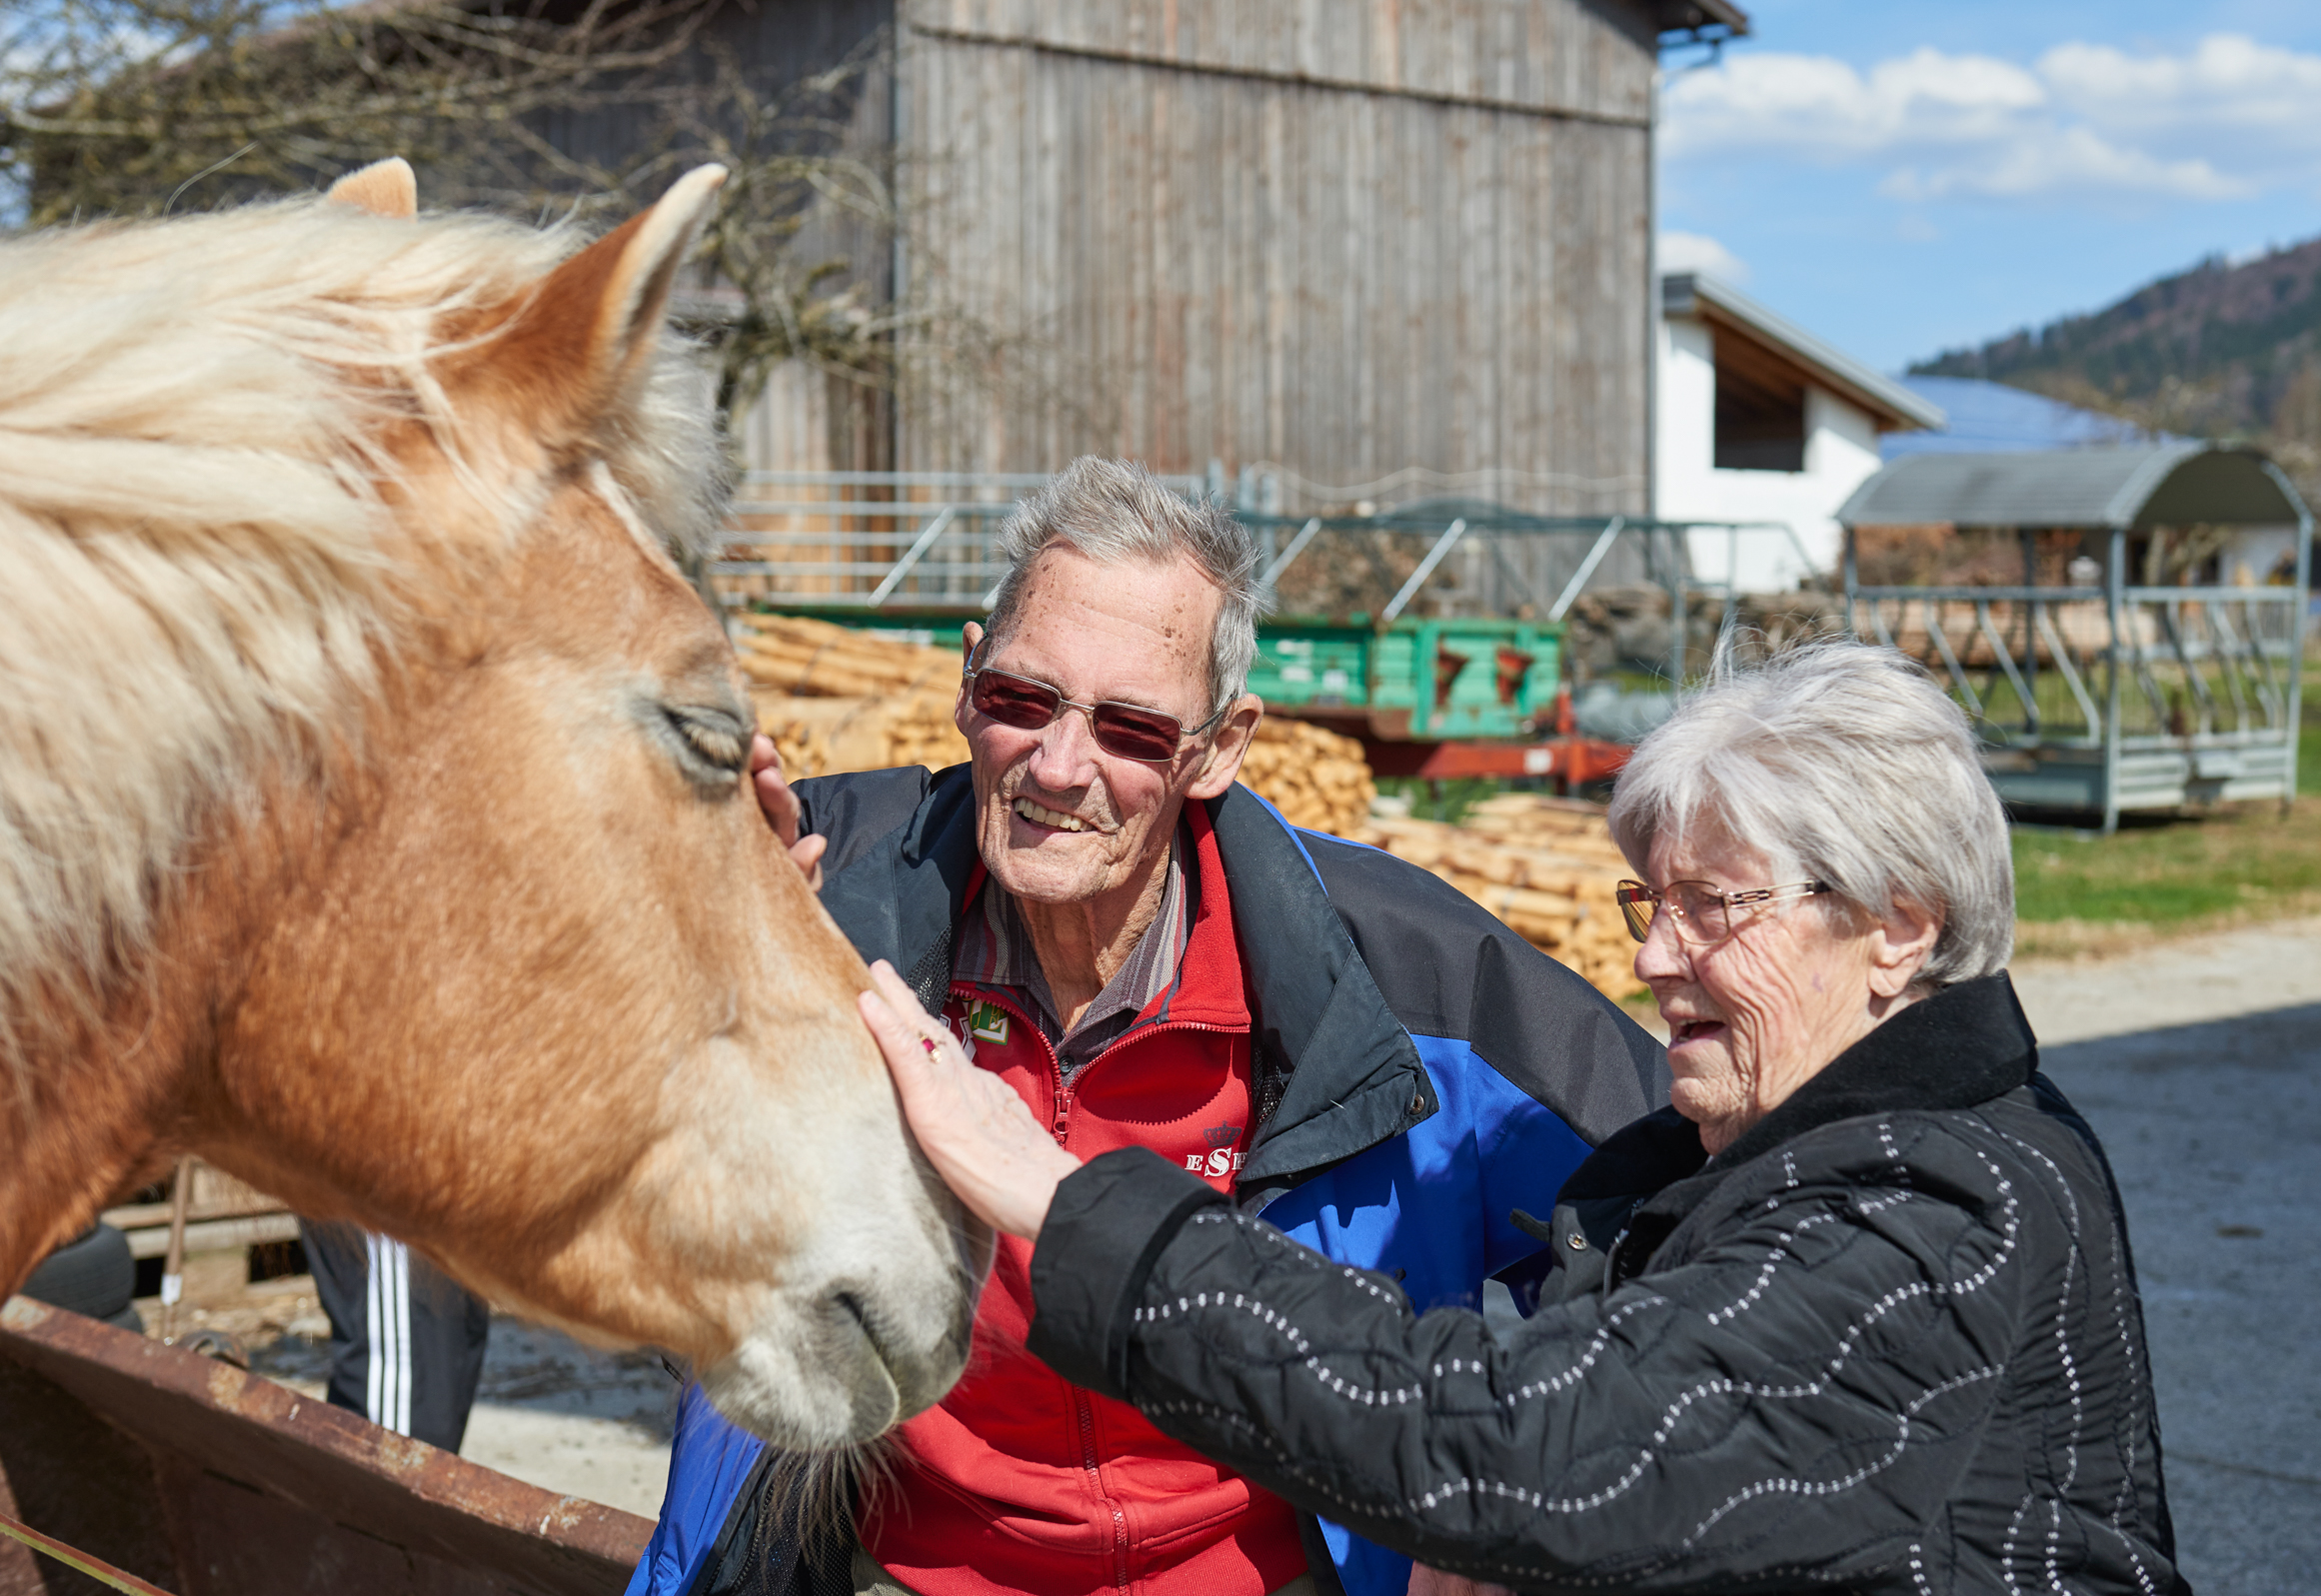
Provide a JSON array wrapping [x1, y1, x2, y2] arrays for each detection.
[[710, 470, 1813, 688], [1843, 527, 2312, 830]]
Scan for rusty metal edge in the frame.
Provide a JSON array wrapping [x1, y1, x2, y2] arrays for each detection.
[[0, 1507, 180, 1596], [0, 1295, 655, 1568]]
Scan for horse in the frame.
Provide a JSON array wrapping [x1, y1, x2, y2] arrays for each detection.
[[0, 159, 983, 1450]]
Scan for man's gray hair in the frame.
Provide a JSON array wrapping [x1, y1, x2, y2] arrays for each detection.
[[986, 457, 1261, 717], [1606, 640, 2013, 986]]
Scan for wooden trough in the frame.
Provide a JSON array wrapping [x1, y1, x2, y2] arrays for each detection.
[[0, 1297, 649, 1596]]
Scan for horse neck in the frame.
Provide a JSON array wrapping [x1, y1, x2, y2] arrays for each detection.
[[0, 772, 345, 1295]]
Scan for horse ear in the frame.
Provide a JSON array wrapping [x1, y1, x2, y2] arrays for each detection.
[[327, 158, 417, 219], [492, 164, 728, 434]]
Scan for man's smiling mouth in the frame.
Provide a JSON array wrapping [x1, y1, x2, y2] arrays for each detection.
[[1014, 797, 1103, 833]]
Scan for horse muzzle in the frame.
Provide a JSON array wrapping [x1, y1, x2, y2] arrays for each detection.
[[695, 1222, 986, 1450]]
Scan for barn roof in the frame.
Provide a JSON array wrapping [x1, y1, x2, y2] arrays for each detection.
[[1649, 1, 1750, 34], [1836, 444, 2310, 530]]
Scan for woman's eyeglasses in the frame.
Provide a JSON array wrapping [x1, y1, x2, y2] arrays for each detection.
[[966, 662, 1226, 764], [1614, 878, 1832, 945]]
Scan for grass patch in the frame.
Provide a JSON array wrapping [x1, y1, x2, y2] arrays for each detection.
[[2012, 717, 2321, 957]]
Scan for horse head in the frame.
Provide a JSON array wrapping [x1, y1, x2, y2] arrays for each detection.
[[0, 161, 986, 1448]]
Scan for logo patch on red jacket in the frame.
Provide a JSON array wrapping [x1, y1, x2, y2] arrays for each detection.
[[965, 1000, 1011, 1043], [1187, 1122, 1245, 1177]]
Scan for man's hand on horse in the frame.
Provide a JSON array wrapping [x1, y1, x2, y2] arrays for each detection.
[[751, 733, 827, 892]]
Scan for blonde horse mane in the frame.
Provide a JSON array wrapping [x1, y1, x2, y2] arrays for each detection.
[[0, 194, 724, 1081]]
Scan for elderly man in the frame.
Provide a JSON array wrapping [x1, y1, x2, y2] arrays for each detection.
[[626, 458, 1665, 1596]]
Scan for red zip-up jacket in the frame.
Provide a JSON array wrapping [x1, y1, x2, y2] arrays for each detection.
[[859, 805, 1306, 1596]]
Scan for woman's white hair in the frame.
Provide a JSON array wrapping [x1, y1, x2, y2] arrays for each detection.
[[1606, 640, 2013, 985], [986, 457, 1260, 717]]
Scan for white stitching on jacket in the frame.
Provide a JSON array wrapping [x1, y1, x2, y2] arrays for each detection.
[[1704, 1187, 1917, 1326], [1684, 1365, 2003, 1545], [1133, 1112, 2167, 1589], [1148, 1145, 2025, 1491]]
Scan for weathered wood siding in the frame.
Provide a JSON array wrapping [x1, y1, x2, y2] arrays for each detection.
[[907, 0, 1652, 120], [890, 0, 1656, 512]]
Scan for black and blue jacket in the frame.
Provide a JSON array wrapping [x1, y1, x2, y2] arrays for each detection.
[[625, 767, 1666, 1596]]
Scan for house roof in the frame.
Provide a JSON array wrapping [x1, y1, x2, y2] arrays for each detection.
[[1837, 444, 2310, 530], [1663, 272, 1944, 433]]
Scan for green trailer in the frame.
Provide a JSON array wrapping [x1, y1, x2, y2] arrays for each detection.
[[1245, 616, 1560, 740]]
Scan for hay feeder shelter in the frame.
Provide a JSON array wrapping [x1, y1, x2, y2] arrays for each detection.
[[1837, 444, 2312, 830]]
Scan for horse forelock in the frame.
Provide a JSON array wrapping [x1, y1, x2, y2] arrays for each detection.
[[0, 195, 725, 1081]]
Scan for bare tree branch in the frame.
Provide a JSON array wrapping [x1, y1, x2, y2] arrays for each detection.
[[3, 2, 1013, 437]]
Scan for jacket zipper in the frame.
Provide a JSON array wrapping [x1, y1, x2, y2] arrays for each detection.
[[954, 989, 1248, 1593], [1025, 1009, 1135, 1590], [1074, 1385, 1132, 1591], [1066, 1017, 1243, 1594]]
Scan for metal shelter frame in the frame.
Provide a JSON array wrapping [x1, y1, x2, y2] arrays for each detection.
[[1838, 448, 2314, 831]]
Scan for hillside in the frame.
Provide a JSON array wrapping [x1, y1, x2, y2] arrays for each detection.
[[1912, 239, 2321, 451]]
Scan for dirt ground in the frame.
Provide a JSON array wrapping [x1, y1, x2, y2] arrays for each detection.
[[195, 915, 2321, 1586], [158, 1290, 683, 1519]]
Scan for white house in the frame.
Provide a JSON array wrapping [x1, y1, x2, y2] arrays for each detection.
[[1657, 272, 1944, 592]]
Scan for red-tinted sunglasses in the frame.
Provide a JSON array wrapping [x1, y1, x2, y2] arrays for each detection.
[[966, 661, 1226, 763]]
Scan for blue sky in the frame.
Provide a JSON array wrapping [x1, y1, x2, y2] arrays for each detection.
[[1657, 1, 2321, 374]]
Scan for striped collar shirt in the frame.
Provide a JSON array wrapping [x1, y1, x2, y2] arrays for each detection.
[[954, 824, 1193, 1079]]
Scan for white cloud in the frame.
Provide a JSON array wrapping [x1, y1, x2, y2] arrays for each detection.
[[1661, 33, 2321, 205], [1660, 48, 2044, 160], [2041, 34, 2321, 137], [1658, 230, 1749, 283], [1880, 128, 2246, 203]]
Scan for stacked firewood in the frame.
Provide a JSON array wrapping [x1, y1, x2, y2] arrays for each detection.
[[734, 615, 963, 698], [1236, 717, 1376, 835], [1353, 796, 1644, 1000], [738, 616, 971, 777], [755, 691, 970, 779]]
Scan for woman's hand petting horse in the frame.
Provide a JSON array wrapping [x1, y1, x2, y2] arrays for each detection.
[[749, 733, 827, 890], [746, 745, 1070, 1233], [858, 961, 1081, 1241]]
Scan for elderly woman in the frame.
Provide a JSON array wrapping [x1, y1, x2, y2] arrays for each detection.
[[859, 642, 2186, 1595]]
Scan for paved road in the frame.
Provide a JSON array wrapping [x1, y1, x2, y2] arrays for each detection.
[[2014, 919, 2321, 1596]]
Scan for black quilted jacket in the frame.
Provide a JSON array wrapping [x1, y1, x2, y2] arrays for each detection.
[[1026, 974, 2191, 1594]]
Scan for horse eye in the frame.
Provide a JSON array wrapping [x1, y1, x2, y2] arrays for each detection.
[[660, 705, 748, 785]]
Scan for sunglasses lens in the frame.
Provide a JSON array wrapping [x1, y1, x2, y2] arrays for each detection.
[[1090, 705, 1184, 762], [972, 672, 1062, 731]]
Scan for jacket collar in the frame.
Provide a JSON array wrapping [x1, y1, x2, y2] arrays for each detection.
[[1206, 785, 1432, 1188], [817, 769, 1426, 1189], [953, 803, 1250, 1036], [1705, 971, 2037, 1173], [1557, 973, 2038, 1267], [818, 766, 982, 1011], [1154, 802, 1251, 1030]]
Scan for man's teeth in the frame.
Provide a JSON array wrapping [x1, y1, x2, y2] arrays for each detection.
[[1015, 798, 1091, 832]]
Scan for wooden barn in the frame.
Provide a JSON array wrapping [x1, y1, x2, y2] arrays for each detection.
[[688, 0, 1746, 511]]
